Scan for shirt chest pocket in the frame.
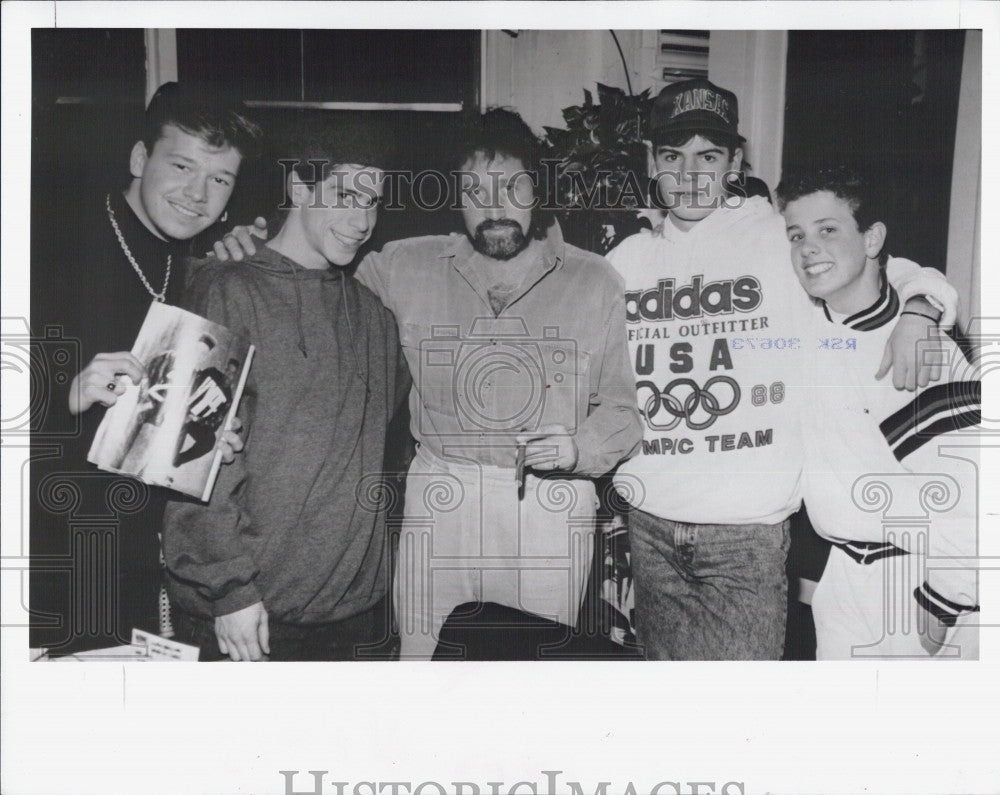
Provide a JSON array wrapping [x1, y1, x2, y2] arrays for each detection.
[[401, 321, 591, 433], [532, 339, 591, 433], [400, 322, 461, 422]]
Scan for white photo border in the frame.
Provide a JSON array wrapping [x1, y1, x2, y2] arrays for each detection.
[[2, 3, 998, 794]]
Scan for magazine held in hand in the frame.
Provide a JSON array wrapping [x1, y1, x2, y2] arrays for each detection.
[[88, 302, 254, 501]]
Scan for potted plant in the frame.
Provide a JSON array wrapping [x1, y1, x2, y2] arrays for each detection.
[[543, 83, 657, 255]]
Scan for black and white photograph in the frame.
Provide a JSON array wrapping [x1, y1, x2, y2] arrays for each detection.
[[2, 3, 997, 794], [88, 301, 252, 501]]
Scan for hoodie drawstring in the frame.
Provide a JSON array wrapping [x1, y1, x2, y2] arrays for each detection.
[[280, 253, 369, 392], [287, 258, 308, 357], [341, 275, 371, 397]]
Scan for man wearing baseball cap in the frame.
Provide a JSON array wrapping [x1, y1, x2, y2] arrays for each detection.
[[604, 78, 959, 659]]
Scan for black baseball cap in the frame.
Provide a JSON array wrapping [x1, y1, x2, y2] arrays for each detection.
[[649, 78, 746, 144]]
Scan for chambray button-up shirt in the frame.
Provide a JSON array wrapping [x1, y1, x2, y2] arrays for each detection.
[[355, 222, 642, 475]]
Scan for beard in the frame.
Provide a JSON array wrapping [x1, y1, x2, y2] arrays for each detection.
[[471, 218, 529, 260]]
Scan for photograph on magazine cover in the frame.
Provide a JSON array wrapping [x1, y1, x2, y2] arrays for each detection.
[[21, 25, 984, 665], [87, 300, 252, 501]]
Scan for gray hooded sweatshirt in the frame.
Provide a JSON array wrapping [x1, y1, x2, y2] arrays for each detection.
[[164, 246, 410, 624]]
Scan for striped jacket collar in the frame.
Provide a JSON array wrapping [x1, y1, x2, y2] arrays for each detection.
[[821, 272, 899, 332]]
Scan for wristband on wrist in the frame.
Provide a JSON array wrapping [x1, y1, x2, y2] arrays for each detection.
[[900, 310, 939, 323]]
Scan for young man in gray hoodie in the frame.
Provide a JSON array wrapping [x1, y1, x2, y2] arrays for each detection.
[[163, 120, 411, 661]]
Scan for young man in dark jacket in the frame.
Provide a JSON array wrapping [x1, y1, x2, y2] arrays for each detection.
[[163, 120, 411, 661], [30, 82, 261, 654]]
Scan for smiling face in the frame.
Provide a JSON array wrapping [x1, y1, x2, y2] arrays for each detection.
[[783, 190, 885, 314], [460, 151, 535, 260], [652, 134, 742, 231], [283, 164, 384, 269], [126, 124, 243, 241]]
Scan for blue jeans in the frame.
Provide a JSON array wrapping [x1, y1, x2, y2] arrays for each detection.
[[628, 508, 790, 660]]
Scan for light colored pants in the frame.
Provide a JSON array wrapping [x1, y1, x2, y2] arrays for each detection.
[[395, 445, 597, 660], [812, 545, 979, 660]]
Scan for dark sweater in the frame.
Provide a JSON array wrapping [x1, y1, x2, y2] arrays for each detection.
[[163, 246, 411, 624], [30, 190, 190, 652]]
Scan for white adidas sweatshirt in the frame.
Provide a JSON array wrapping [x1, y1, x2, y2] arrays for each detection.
[[606, 196, 956, 526]]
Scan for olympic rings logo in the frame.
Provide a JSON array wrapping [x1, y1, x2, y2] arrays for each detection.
[[636, 375, 741, 431]]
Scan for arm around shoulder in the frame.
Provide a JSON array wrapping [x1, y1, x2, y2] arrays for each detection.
[[354, 248, 392, 305], [885, 257, 959, 329]]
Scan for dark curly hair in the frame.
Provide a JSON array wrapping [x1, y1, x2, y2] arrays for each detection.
[[776, 165, 886, 233], [452, 108, 554, 240], [283, 115, 394, 184], [776, 165, 888, 265]]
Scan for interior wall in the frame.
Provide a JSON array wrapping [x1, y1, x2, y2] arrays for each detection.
[[481, 30, 649, 134], [482, 29, 787, 193], [947, 30, 981, 332], [708, 31, 787, 193], [149, 27, 787, 179], [145, 29, 177, 103], [783, 30, 966, 277]]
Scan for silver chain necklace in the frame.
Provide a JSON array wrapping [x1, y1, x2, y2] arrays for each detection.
[[106, 194, 171, 302]]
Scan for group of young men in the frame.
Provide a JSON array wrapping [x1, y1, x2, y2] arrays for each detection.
[[32, 74, 980, 662]]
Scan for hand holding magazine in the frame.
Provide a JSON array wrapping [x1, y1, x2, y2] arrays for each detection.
[[88, 302, 254, 501]]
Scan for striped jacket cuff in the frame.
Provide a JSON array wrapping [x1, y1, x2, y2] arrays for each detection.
[[880, 381, 980, 462], [914, 581, 979, 627]]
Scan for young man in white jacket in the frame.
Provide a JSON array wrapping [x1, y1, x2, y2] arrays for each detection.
[[605, 78, 959, 659], [777, 166, 979, 660]]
